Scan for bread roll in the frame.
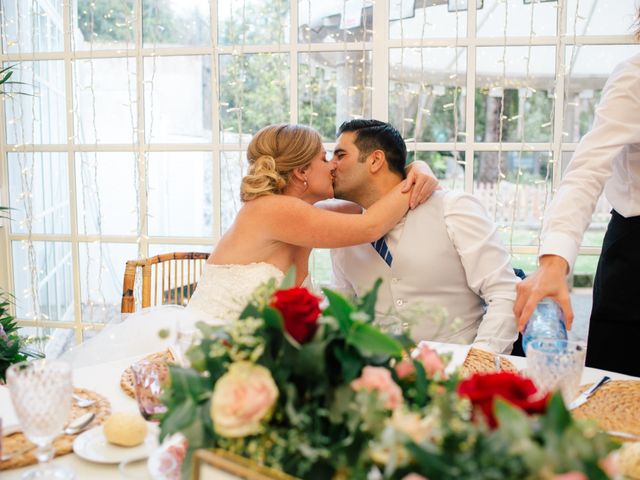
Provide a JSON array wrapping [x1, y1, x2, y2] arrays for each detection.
[[103, 413, 148, 447]]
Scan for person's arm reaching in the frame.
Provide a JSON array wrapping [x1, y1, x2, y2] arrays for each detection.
[[403, 161, 439, 209], [516, 56, 640, 328]]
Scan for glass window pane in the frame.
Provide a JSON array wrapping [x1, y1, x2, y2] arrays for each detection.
[[390, 1, 467, 40], [143, 0, 211, 47], [299, 51, 372, 142], [407, 151, 466, 191], [561, 152, 611, 248], [510, 253, 537, 275], [8, 152, 70, 235], [220, 0, 289, 45], [474, 150, 554, 247], [475, 46, 555, 143], [1, 0, 63, 54], [75, 152, 137, 236], [310, 248, 332, 287], [220, 53, 289, 136], [147, 152, 214, 237], [567, 0, 638, 37], [220, 151, 246, 234], [477, 0, 557, 37], [18, 326, 75, 360], [78, 242, 138, 324], [73, 58, 137, 144], [4, 61, 66, 144], [390, 47, 466, 142], [145, 56, 212, 143], [74, 0, 136, 51], [299, 0, 373, 43], [563, 45, 638, 143], [12, 241, 74, 322]]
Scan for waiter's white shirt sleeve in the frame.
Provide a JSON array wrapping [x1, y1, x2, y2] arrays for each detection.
[[443, 192, 518, 354], [540, 54, 640, 268]]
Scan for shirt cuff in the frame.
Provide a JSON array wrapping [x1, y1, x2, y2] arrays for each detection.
[[539, 231, 580, 270]]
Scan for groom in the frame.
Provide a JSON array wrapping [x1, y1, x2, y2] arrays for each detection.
[[330, 119, 518, 354]]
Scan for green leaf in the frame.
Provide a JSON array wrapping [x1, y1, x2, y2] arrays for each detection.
[[322, 288, 354, 334], [540, 392, 572, 435], [346, 322, 403, 357], [333, 343, 363, 382], [168, 365, 209, 400], [262, 306, 284, 331], [355, 278, 382, 322], [405, 441, 450, 478], [160, 396, 196, 439], [280, 266, 296, 289], [493, 398, 531, 435]]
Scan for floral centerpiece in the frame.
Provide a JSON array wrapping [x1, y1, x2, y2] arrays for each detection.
[[159, 276, 620, 479]]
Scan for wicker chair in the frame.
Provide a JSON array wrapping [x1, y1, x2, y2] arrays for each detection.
[[121, 252, 210, 314]]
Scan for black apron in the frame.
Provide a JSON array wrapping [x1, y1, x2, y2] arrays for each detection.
[[586, 210, 640, 377]]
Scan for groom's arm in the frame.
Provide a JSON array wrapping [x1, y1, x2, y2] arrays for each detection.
[[442, 192, 519, 354]]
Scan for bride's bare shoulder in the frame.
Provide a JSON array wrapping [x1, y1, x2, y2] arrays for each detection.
[[243, 195, 303, 211]]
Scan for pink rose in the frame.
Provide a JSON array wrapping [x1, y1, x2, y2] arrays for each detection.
[[396, 343, 446, 380], [402, 475, 429, 480], [351, 366, 403, 410], [599, 452, 620, 478], [552, 472, 588, 480], [210, 362, 279, 437]]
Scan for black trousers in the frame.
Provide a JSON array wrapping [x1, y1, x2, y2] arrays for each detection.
[[586, 210, 640, 377]]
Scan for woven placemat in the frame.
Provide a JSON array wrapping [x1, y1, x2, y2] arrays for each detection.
[[462, 348, 519, 376], [0, 387, 111, 471], [120, 349, 175, 398], [571, 380, 640, 440]]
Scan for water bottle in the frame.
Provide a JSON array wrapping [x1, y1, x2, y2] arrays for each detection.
[[522, 299, 568, 355]]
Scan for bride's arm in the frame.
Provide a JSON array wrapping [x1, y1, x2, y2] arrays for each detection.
[[255, 183, 411, 248], [315, 161, 438, 213]]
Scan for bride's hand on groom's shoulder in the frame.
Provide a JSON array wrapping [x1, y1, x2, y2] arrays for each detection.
[[403, 160, 439, 209]]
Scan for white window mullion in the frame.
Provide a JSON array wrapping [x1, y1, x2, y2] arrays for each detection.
[[553, 1, 568, 191], [465, 0, 478, 195], [62, 0, 82, 344], [210, 0, 221, 240], [289, 0, 298, 124], [371, 0, 389, 121], [134, 0, 148, 259]]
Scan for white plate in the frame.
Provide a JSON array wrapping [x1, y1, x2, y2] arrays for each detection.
[[73, 424, 159, 464]]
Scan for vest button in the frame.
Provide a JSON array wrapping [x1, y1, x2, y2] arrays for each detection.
[[395, 299, 404, 306]]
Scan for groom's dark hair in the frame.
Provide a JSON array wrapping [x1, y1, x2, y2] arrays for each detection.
[[337, 119, 407, 179]]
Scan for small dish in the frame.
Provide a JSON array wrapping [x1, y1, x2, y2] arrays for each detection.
[[73, 423, 158, 464]]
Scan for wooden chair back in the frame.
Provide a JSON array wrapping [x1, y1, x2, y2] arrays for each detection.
[[121, 252, 210, 314]]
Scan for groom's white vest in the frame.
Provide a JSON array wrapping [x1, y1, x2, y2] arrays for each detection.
[[330, 191, 517, 353]]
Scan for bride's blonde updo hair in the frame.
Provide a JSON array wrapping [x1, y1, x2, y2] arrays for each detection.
[[240, 124, 323, 202]]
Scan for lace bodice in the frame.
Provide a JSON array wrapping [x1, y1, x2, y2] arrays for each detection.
[[186, 262, 289, 323]]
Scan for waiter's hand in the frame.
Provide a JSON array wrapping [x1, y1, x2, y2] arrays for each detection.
[[514, 254, 574, 331]]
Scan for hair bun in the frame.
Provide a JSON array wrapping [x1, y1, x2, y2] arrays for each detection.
[[240, 154, 287, 201]]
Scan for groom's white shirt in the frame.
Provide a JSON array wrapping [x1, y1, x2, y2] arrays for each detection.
[[330, 190, 518, 354]]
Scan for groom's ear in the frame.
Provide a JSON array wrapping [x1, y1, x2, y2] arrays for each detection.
[[368, 150, 386, 174]]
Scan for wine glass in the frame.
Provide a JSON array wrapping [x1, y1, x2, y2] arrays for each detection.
[[526, 339, 586, 404], [131, 360, 169, 421], [7, 359, 74, 480]]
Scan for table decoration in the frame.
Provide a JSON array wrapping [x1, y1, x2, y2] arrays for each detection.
[[156, 276, 621, 479], [572, 380, 640, 440], [0, 387, 111, 471]]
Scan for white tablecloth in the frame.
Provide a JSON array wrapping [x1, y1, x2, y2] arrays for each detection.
[[1, 345, 637, 479]]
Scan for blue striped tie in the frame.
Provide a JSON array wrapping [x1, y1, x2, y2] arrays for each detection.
[[371, 236, 393, 266]]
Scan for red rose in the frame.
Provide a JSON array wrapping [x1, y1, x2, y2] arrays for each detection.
[[271, 287, 321, 344], [457, 372, 550, 429]]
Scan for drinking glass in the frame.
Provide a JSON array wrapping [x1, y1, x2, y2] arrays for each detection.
[[131, 360, 169, 421], [526, 339, 586, 404], [7, 359, 74, 480], [172, 327, 201, 367]]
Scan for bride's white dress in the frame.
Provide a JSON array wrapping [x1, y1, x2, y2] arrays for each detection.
[[63, 263, 303, 367]]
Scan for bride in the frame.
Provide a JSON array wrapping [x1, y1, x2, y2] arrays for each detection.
[[65, 124, 436, 366]]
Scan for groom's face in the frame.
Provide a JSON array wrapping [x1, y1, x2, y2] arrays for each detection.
[[332, 131, 370, 202]]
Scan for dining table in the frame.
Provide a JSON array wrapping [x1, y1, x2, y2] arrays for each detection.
[[1, 343, 638, 479]]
